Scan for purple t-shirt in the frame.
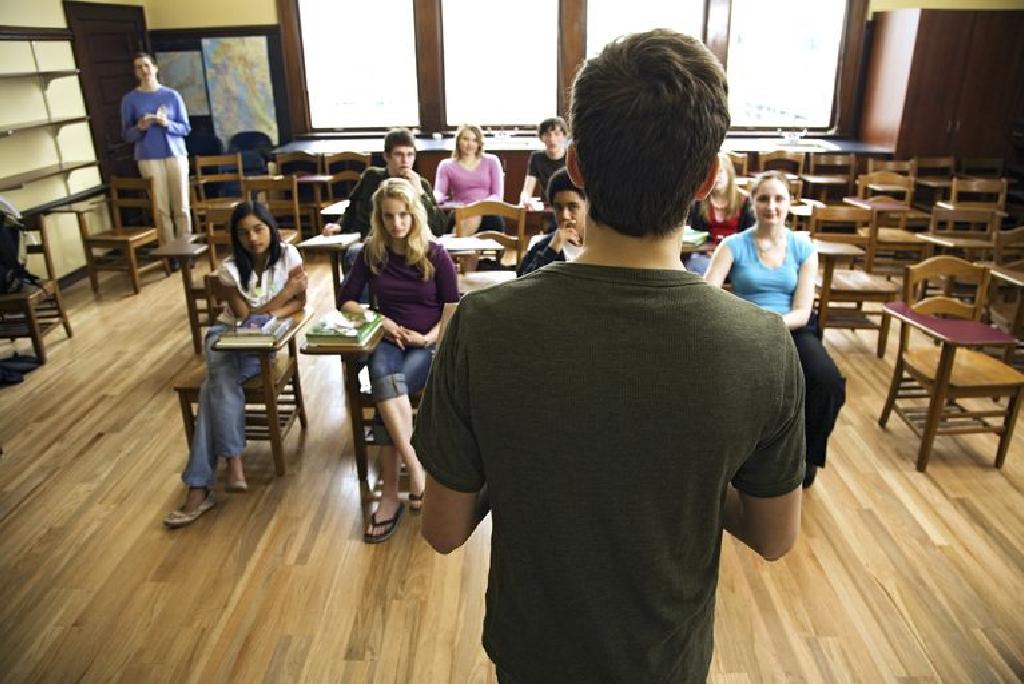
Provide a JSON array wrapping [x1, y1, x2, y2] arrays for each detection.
[[434, 154, 504, 204], [338, 242, 460, 334]]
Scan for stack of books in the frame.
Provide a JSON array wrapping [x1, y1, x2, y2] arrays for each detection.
[[216, 315, 294, 349], [682, 228, 709, 246], [305, 310, 383, 348]]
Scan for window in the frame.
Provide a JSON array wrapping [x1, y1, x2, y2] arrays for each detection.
[[442, 0, 557, 127], [298, 0, 419, 129], [726, 0, 847, 129], [586, 0, 705, 59]]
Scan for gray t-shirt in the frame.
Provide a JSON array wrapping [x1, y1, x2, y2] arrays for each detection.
[[413, 262, 805, 683]]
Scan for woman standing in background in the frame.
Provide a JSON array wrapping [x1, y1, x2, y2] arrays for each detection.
[[120, 52, 192, 244]]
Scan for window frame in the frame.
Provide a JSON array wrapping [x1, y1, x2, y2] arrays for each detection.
[[277, 0, 868, 138]]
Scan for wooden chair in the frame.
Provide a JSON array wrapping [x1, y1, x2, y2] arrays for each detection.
[[759, 150, 804, 178], [938, 177, 1008, 214], [274, 151, 321, 234], [802, 153, 854, 203], [958, 157, 1004, 179], [879, 255, 1024, 471], [854, 172, 929, 274], [79, 177, 168, 295], [0, 213, 72, 363], [867, 158, 913, 175], [911, 156, 955, 208], [172, 284, 308, 476], [993, 225, 1024, 265], [922, 207, 1001, 260], [810, 206, 900, 356], [192, 153, 243, 242], [322, 151, 371, 203], [724, 151, 750, 187], [243, 175, 302, 235], [454, 201, 527, 268]]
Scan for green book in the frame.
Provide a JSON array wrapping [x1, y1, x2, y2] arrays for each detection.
[[682, 227, 709, 246], [305, 310, 382, 347]]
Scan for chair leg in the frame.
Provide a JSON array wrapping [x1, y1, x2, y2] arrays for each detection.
[[879, 359, 903, 428], [916, 345, 955, 472], [24, 301, 45, 364], [260, 353, 286, 476], [342, 358, 369, 485], [291, 349, 308, 429], [84, 247, 100, 295], [126, 246, 142, 295], [178, 390, 196, 450], [877, 309, 892, 359], [994, 386, 1024, 469], [54, 287, 72, 338]]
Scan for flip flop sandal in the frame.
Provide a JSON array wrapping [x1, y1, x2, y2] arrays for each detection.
[[364, 503, 405, 544], [225, 478, 248, 492], [163, 491, 216, 529]]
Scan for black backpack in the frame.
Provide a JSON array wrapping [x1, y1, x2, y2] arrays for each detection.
[[0, 211, 39, 295]]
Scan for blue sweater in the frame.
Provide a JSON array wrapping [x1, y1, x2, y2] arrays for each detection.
[[120, 86, 191, 160]]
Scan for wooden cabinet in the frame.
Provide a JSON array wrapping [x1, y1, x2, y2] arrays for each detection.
[[859, 9, 1024, 159]]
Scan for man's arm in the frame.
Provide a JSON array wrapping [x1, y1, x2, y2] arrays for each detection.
[[723, 485, 801, 561], [340, 171, 378, 237], [418, 179, 448, 237], [421, 476, 489, 554], [517, 234, 562, 277]]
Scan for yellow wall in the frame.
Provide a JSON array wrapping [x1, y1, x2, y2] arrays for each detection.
[[146, 0, 276, 28], [0, 0, 145, 29], [870, 0, 1024, 12]]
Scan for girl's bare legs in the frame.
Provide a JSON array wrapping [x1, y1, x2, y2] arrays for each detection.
[[366, 394, 423, 536]]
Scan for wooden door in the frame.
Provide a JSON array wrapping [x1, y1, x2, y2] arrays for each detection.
[[64, 1, 148, 181], [897, 10, 973, 157], [952, 11, 1024, 158]]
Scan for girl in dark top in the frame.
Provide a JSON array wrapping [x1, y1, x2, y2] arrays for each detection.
[[337, 178, 460, 543], [685, 152, 755, 276]]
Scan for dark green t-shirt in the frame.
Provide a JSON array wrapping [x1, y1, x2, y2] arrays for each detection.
[[413, 263, 805, 683]]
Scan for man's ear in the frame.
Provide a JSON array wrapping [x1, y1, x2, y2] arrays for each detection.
[[693, 156, 719, 201], [566, 144, 584, 188]]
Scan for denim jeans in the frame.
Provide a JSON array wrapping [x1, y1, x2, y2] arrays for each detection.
[[368, 339, 434, 443], [181, 325, 262, 488]]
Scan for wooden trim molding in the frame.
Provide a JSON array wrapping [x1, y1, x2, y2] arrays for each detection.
[[834, 0, 870, 137], [558, 0, 586, 118], [704, 0, 731, 69], [414, 0, 445, 133], [276, 0, 311, 138], [0, 26, 73, 41]]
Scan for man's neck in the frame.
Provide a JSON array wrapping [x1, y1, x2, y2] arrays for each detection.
[[575, 220, 685, 270], [544, 147, 565, 161]]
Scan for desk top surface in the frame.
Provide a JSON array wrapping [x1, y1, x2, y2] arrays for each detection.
[[884, 302, 1016, 346]]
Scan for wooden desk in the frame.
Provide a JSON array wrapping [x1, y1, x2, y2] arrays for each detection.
[[918, 233, 994, 259], [436, 235, 506, 256], [301, 325, 384, 488], [882, 301, 1017, 347], [321, 199, 349, 216], [296, 233, 360, 305], [459, 270, 516, 294], [843, 196, 910, 212], [801, 174, 851, 203], [151, 236, 210, 354]]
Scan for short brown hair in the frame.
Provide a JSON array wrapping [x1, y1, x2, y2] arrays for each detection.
[[570, 30, 729, 237], [538, 117, 568, 137], [384, 128, 416, 154]]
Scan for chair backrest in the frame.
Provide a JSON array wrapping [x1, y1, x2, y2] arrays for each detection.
[[323, 152, 371, 201], [911, 156, 955, 179], [474, 230, 522, 268], [242, 175, 301, 233], [185, 131, 224, 159], [809, 205, 871, 247], [759, 150, 804, 176], [958, 157, 1004, 178], [724, 151, 748, 177], [454, 201, 527, 265], [904, 255, 990, 320], [108, 176, 157, 233], [867, 158, 913, 175], [949, 177, 1007, 211], [928, 207, 1000, 242], [809, 153, 853, 176], [994, 225, 1024, 264], [228, 130, 273, 175], [856, 171, 913, 203], [274, 151, 320, 177], [195, 153, 243, 201], [786, 178, 804, 204]]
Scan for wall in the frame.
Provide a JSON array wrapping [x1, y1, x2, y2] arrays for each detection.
[[870, 0, 1024, 13], [146, 0, 276, 28]]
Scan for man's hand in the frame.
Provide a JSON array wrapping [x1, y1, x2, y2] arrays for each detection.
[[400, 168, 422, 189], [321, 222, 341, 236], [137, 116, 153, 131], [154, 112, 169, 127], [549, 225, 580, 253]]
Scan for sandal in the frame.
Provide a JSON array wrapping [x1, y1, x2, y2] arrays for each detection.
[[163, 490, 216, 529], [408, 490, 424, 513], [225, 478, 248, 492], [363, 503, 405, 544]]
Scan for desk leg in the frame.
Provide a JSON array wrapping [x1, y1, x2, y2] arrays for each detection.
[[261, 352, 287, 476], [331, 253, 343, 307], [341, 357, 369, 485], [181, 259, 203, 355], [818, 257, 835, 333], [312, 185, 323, 236]]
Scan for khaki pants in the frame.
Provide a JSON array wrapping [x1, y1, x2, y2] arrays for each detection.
[[138, 155, 191, 244]]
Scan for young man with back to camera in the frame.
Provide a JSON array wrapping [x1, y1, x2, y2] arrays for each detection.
[[414, 30, 805, 683]]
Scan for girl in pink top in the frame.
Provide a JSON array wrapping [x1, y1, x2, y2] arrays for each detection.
[[434, 124, 505, 235]]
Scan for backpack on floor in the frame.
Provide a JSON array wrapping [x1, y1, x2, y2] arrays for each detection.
[[0, 204, 39, 295]]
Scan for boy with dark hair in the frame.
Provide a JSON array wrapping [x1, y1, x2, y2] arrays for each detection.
[[322, 127, 446, 238], [516, 168, 586, 276], [519, 116, 568, 204], [415, 30, 805, 683]]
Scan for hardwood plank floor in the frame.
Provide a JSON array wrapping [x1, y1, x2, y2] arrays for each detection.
[[1, 258, 1022, 682]]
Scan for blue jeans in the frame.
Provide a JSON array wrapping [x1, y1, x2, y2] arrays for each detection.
[[368, 339, 433, 443], [181, 325, 261, 488]]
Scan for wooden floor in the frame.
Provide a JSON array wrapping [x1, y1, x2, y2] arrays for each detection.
[[1, 256, 1023, 682]]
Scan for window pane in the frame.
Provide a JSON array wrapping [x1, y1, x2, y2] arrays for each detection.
[[586, 0, 705, 59], [443, 0, 556, 127], [727, 0, 846, 129], [299, 0, 419, 129]]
